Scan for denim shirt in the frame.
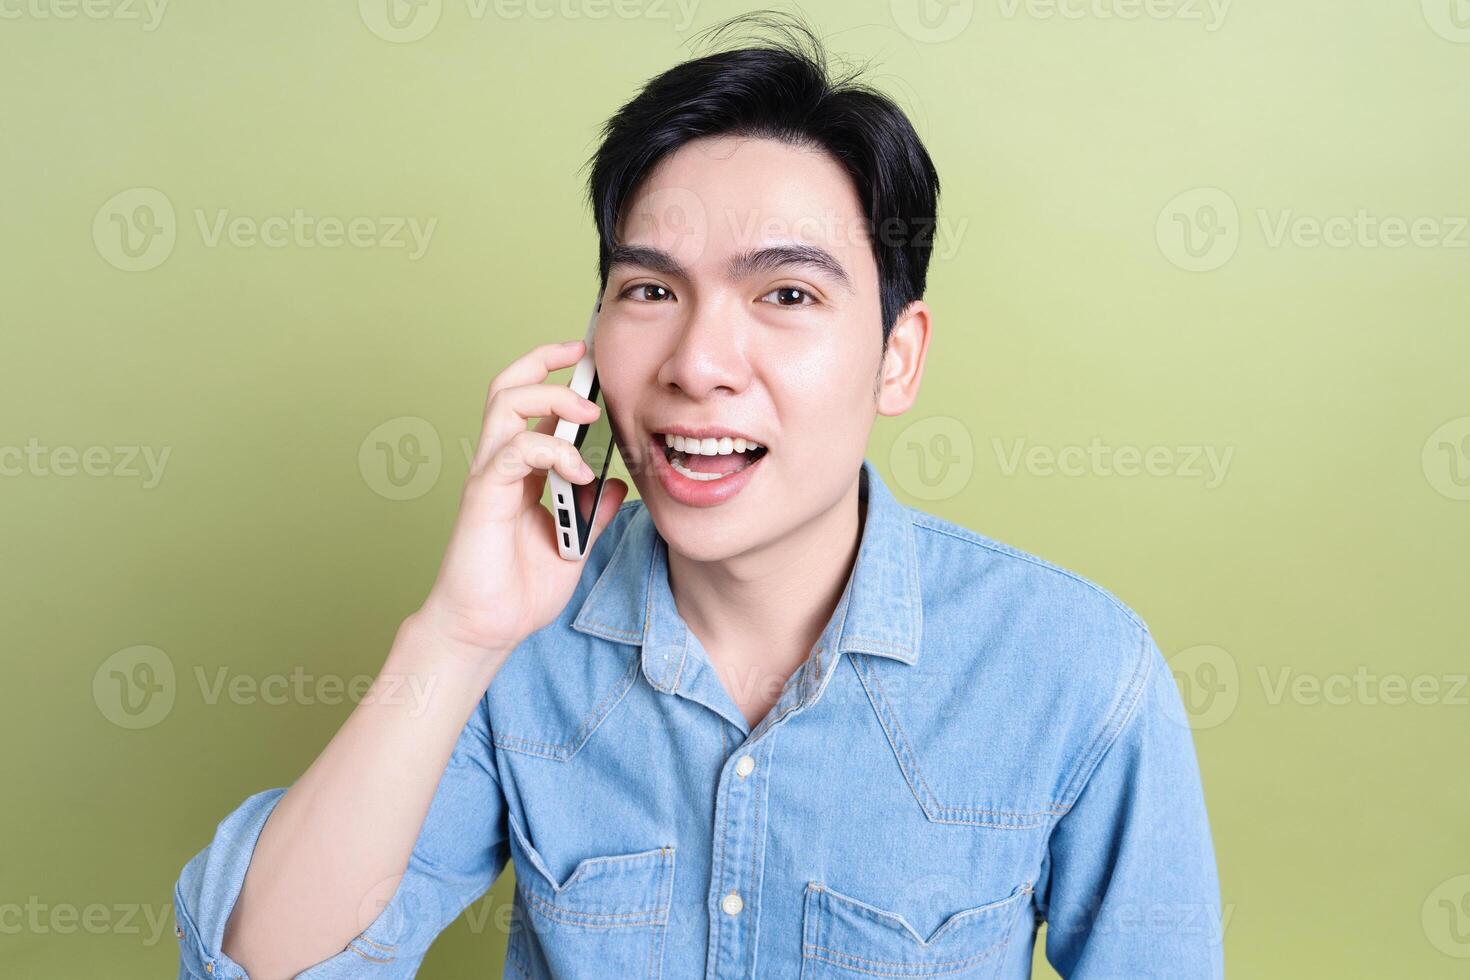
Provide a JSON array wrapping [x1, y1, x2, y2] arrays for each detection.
[[174, 457, 1223, 979]]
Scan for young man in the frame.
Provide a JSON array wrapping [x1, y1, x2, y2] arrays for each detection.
[[175, 17, 1221, 980]]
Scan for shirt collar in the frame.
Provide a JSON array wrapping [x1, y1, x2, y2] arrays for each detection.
[[571, 457, 923, 693]]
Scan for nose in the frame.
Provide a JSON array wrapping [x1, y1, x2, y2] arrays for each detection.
[[655, 295, 752, 399]]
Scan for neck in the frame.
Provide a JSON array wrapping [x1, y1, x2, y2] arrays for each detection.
[[665, 471, 867, 679]]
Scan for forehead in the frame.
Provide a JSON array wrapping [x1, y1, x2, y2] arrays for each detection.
[[616, 135, 873, 276]]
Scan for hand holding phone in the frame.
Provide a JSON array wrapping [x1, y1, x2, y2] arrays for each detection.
[[413, 293, 628, 657]]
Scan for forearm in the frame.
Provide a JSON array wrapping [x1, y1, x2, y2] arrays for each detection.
[[220, 611, 508, 979]]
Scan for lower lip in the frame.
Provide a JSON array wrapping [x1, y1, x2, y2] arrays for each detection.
[[648, 434, 766, 508]]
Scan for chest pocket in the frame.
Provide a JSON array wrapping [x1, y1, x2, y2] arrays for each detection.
[[505, 810, 677, 980], [800, 879, 1032, 980]]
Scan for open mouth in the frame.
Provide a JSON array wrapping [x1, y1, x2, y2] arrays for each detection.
[[655, 432, 769, 482]]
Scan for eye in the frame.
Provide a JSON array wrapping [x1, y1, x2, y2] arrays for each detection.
[[619, 283, 674, 303], [759, 285, 817, 307]]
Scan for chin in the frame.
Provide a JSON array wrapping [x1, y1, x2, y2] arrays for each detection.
[[641, 494, 759, 563]]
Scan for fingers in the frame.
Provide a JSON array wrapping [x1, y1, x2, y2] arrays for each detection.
[[519, 413, 561, 507], [482, 430, 594, 489], [471, 378, 600, 476], [485, 340, 586, 410]]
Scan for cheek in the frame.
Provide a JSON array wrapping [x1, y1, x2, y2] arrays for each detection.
[[594, 331, 656, 394], [768, 373, 870, 456]]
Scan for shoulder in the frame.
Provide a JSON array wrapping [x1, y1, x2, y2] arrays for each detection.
[[907, 506, 1148, 656], [901, 507, 1159, 808]]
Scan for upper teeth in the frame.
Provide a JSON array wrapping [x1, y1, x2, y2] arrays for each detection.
[[663, 433, 763, 455]]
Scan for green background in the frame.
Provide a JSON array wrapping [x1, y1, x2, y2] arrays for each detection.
[[2, 1, 1467, 976]]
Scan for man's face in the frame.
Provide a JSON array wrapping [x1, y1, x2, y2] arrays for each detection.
[[595, 134, 887, 563]]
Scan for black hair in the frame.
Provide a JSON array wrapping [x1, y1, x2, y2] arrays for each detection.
[[582, 10, 941, 357]]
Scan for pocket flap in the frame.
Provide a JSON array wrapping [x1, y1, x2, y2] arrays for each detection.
[[802, 879, 1032, 976], [507, 809, 676, 927]]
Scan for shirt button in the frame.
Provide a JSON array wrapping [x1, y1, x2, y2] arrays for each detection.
[[721, 891, 744, 915], [734, 755, 755, 778]]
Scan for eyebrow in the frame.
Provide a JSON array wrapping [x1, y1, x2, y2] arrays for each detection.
[[607, 242, 853, 293]]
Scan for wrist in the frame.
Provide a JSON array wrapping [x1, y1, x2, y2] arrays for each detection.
[[393, 606, 512, 679]]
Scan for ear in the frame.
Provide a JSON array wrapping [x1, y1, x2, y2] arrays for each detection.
[[874, 299, 933, 417]]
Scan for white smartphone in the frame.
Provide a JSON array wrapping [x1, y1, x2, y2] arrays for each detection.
[[548, 294, 616, 560]]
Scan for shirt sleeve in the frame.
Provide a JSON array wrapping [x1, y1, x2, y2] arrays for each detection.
[[173, 694, 509, 979], [1038, 629, 1225, 979]]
